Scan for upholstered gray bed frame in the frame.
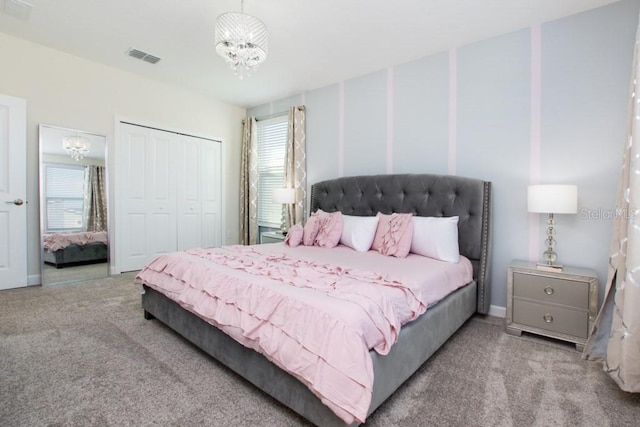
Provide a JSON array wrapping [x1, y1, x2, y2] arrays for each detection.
[[141, 173, 492, 426]]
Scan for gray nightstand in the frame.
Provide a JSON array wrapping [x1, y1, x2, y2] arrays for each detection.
[[261, 231, 285, 244], [506, 260, 599, 351]]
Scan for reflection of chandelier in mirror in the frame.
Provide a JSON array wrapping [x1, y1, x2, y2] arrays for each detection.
[[63, 135, 90, 161], [215, 0, 268, 80]]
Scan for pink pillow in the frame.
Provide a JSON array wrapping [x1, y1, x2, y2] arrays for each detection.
[[314, 211, 343, 248], [303, 210, 325, 246], [284, 223, 303, 247], [371, 212, 414, 258]]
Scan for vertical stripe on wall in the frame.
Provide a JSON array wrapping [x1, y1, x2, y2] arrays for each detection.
[[387, 66, 394, 173], [448, 48, 457, 175], [338, 81, 345, 177], [269, 102, 274, 115], [529, 25, 542, 262]]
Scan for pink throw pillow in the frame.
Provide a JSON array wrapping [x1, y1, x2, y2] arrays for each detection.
[[371, 212, 414, 258], [284, 223, 304, 247], [303, 210, 325, 246], [314, 211, 343, 248]]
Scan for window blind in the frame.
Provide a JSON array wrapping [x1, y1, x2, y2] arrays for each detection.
[[256, 115, 288, 228], [45, 164, 85, 232]]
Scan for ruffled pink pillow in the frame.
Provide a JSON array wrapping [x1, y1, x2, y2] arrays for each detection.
[[371, 212, 414, 257], [303, 210, 325, 246], [284, 223, 304, 247], [314, 211, 343, 248]]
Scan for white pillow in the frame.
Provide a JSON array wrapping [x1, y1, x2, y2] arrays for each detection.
[[340, 215, 380, 252], [411, 216, 460, 263]]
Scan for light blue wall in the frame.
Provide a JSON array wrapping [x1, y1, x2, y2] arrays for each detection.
[[457, 28, 532, 310], [393, 52, 449, 174], [343, 70, 388, 175], [541, 1, 638, 280], [247, 0, 640, 311], [305, 85, 339, 186]]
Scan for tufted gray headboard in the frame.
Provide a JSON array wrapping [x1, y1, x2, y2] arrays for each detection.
[[309, 174, 492, 314]]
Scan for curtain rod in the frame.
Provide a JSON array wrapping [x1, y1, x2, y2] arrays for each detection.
[[255, 112, 286, 121], [250, 105, 305, 122]]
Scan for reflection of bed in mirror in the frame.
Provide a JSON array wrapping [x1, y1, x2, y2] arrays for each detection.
[[43, 231, 108, 268]]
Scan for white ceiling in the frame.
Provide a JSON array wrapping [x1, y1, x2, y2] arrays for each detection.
[[0, 0, 620, 108]]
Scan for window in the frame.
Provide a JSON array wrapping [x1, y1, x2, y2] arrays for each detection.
[[256, 115, 288, 228], [44, 164, 85, 232]]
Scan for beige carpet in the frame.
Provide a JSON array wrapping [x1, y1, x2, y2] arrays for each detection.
[[1, 273, 638, 426]]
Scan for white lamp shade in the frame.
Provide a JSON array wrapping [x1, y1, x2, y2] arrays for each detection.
[[272, 187, 295, 204], [527, 185, 578, 214]]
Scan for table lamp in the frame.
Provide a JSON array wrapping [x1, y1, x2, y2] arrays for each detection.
[[272, 187, 295, 234], [527, 184, 578, 270]]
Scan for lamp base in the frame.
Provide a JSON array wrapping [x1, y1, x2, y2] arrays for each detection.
[[536, 263, 563, 272]]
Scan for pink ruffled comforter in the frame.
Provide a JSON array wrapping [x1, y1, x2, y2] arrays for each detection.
[[135, 244, 472, 423]]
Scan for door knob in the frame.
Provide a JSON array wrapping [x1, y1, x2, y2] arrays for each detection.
[[5, 199, 25, 206]]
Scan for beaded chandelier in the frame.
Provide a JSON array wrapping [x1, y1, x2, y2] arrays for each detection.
[[215, 0, 268, 79]]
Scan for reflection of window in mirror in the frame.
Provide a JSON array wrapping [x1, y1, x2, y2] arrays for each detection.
[[44, 164, 85, 232]]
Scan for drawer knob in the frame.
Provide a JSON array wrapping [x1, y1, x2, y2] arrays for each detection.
[[543, 313, 554, 323], [544, 286, 555, 295]]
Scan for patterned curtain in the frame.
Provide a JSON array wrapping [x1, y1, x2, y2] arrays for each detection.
[[284, 106, 307, 229], [583, 19, 640, 392], [82, 165, 107, 232], [240, 117, 259, 245]]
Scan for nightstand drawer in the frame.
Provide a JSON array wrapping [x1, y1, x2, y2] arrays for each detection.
[[513, 272, 588, 309], [513, 299, 588, 338]]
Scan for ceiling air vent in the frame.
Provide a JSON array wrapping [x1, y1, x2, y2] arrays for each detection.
[[125, 47, 161, 64], [142, 54, 161, 64]]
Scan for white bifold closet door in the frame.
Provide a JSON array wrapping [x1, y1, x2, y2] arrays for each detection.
[[117, 122, 222, 272], [176, 133, 222, 251]]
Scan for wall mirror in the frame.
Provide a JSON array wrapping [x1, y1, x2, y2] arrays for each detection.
[[39, 125, 109, 285]]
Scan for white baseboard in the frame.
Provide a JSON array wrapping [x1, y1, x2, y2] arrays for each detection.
[[488, 304, 506, 318], [27, 274, 41, 286]]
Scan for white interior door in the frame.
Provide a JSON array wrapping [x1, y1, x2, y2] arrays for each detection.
[[201, 140, 222, 248], [118, 124, 177, 272], [117, 124, 149, 272], [177, 135, 202, 251], [146, 129, 177, 258], [0, 94, 27, 290], [176, 135, 222, 250], [117, 122, 222, 272]]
